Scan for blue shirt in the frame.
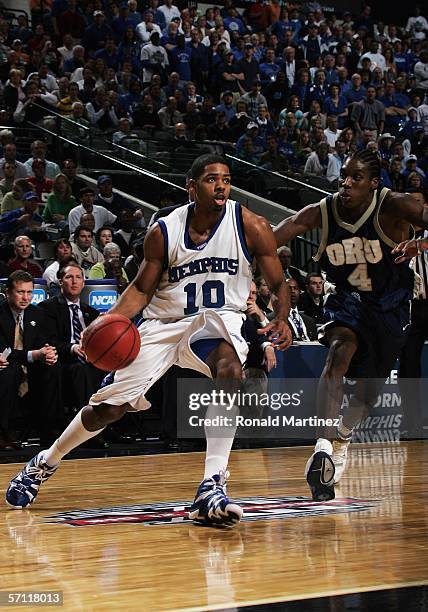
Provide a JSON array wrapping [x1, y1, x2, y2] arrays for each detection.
[[170, 47, 192, 82], [0, 208, 43, 235], [259, 62, 281, 85]]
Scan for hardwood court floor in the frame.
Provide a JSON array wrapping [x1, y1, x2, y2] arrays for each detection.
[[0, 441, 427, 611]]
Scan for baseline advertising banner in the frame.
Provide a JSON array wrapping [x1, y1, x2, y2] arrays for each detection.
[[80, 283, 118, 312], [177, 344, 428, 442]]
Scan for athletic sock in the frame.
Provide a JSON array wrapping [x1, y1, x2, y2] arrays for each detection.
[[337, 417, 354, 441], [43, 409, 105, 466], [204, 404, 238, 479]]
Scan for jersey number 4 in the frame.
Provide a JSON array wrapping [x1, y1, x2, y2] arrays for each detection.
[[184, 280, 225, 315], [347, 263, 372, 291]]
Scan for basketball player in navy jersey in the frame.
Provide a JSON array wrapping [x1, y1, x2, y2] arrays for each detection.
[[6, 155, 292, 527], [274, 150, 428, 501]]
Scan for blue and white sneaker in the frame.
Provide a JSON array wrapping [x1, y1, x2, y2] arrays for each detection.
[[5, 452, 58, 509], [189, 470, 243, 528]]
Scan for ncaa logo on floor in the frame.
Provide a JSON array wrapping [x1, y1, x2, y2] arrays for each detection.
[[44, 496, 379, 527]]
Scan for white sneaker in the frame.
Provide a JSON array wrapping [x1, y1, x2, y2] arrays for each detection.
[[304, 439, 335, 501], [332, 439, 350, 484]]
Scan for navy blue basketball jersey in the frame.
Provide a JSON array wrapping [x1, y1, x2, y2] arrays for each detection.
[[313, 187, 414, 310]]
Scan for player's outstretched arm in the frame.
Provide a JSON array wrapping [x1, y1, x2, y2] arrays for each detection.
[[393, 237, 428, 263], [243, 209, 292, 351], [108, 224, 165, 319], [273, 202, 322, 247], [386, 192, 428, 263]]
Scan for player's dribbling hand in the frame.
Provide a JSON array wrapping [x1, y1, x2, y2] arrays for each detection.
[[72, 342, 87, 360], [258, 319, 292, 351], [392, 239, 418, 263]]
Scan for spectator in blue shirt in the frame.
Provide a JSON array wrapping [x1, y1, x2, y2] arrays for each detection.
[[215, 91, 236, 123], [344, 73, 367, 105], [127, 0, 142, 27], [259, 48, 281, 87], [117, 27, 142, 73], [0, 192, 43, 237], [271, 8, 292, 43], [309, 69, 328, 106], [82, 11, 114, 57], [187, 29, 209, 92], [323, 54, 339, 85], [399, 107, 425, 140], [95, 39, 120, 71], [323, 83, 348, 129], [290, 68, 312, 112], [111, 3, 135, 44], [224, 8, 245, 35], [170, 35, 192, 82], [236, 122, 266, 156]]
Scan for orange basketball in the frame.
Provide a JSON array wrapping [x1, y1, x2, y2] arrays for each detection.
[[83, 314, 140, 372]]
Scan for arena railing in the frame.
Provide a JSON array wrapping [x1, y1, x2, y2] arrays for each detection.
[[17, 119, 323, 272]]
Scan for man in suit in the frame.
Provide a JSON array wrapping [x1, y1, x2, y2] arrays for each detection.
[[39, 262, 105, 409], [299, 272, 326, 325], [0, 270, 58, 448], [277, 245, 306, 290], [287, 278, 318, 341]]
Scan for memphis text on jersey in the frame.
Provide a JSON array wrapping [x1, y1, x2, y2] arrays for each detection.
[[168, 256, 239, 283]]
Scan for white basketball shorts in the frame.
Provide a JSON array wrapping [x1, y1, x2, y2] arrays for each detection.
[[89, 310, 248, 411]]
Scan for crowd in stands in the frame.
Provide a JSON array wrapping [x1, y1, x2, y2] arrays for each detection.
[[0, 0, 426, 186], [0, 0, 428, 448]]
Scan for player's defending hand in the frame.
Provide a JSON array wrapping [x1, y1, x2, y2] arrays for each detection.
[[392, 238, 420, 263], [258, 319, 292, 351]]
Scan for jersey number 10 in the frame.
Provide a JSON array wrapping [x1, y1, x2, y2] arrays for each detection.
[[184, 280, 225, 315]]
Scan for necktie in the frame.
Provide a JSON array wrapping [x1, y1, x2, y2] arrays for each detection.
[[292, 310, 307, 341], [70, 304, 83, 344], [14, 313, 28, 397]]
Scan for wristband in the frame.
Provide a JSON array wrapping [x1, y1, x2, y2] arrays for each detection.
[[259, 317, 269, 328]]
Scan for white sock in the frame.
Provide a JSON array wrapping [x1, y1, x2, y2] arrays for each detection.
[[314, 438, 333, 456], [43, 409, 105, 466], [204, 404, 238, 479], [337, 417, 353, 440]]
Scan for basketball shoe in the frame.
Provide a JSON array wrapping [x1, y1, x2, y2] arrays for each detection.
[[5, 453, 58, 509], [332, 437, 351, 484], [305, 439, 335, 502], [189, 470, 243, 528]]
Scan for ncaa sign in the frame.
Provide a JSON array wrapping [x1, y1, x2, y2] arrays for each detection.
[[89, 290, 117, 312], [31, 289, 46, 304]]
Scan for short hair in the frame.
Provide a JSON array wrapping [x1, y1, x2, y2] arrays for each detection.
[[74, 224, 93, 238], [54, 238, 71, 257], [79, 186, 95, 198], [277, 246, 292, 256], [57, 261, 84, 280], [14, 178, 31, 193], [189, 154, 229, 180], [103, 242, 121, 257], [14, 235, 31, 247], [7, 269, 33, 289], [95, 225, 113, 243], [305, 272, 323, 284]]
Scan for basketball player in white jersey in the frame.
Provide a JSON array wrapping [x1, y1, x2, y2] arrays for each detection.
[[6, 154, 292, 527]]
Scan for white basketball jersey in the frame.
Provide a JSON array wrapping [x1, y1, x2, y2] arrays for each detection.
[[143, 200, 253, 320]]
